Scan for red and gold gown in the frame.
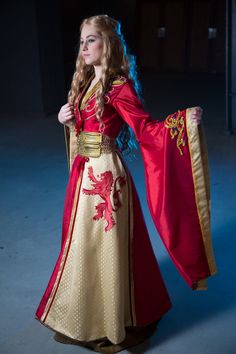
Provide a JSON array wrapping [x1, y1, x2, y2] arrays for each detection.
[[35, 75, 217, 352]]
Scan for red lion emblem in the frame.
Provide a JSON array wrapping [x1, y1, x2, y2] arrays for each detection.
[[82, 166, 126, 232]]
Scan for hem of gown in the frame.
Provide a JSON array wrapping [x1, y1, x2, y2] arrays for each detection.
[[53, 319, 160, 353], [35, 315, 160, 353]]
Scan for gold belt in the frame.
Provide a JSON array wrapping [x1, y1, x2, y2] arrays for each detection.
[[77, 131, 116, 158]]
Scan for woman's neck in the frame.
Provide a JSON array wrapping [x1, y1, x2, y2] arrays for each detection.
[[93, 65, 102, 81]]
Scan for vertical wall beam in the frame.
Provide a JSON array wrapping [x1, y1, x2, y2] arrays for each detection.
[[226, 0, 236, 133]]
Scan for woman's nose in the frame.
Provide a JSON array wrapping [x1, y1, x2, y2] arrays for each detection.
[[82, 41, 88, 51]]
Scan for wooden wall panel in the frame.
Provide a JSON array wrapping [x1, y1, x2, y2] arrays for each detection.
[[139, 2, 160, 68], [137, 0, 225, 73]]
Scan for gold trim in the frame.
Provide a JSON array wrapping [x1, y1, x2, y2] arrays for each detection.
[[186, 108, 217, 281], [64, 125, 70, 172], [64, 124, 78, 172], [127, 175, 136, 326], [79, 76, 127, 111], [119, 153, 136, 326], [41, 172, 83, 322], [164, 110, 186, 156], [195, 278, 207, 290], [76, 75, 94, 111], [112, 79, 127, 86], [78, 75, 128, 112], [80, 81, 100, 110]]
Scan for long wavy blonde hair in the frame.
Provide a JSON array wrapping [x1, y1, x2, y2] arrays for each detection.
[[68, 14, 141, 155]]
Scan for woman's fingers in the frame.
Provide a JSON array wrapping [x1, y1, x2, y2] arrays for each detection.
[[58, 102, 75, 124], [193, 106, 202, 114], [64, 104, 74, 112], [65, 115, 74, 121], [190, 106, 203, 125], [64, 108, 74, 115]]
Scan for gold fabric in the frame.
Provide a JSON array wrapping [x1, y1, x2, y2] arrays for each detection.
[[186, 108, 217, 290], [41, 171, 83, 322], [77, 131, 116, 158], [42, 152, 133, 344], [53, 319, 159, 353], [64, 123, 78, 171]]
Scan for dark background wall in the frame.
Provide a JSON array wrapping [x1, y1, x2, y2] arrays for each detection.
[[137, 0, 225, 73], [1, 1, 45, 116], [1, 0, 235, 131], [226, 0, 236, 132], [0, 0, 65, 116]]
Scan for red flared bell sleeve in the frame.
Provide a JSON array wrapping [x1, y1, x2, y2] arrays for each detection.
[[111, 80, 217, 290]]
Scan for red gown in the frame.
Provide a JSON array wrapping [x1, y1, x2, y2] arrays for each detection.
[[35, 75, 217, 352]]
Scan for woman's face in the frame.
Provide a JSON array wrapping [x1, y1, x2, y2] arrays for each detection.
[[80, 24, 104, 66]]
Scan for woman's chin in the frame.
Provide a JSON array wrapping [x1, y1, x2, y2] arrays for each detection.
[[84, 58, 101, 66]]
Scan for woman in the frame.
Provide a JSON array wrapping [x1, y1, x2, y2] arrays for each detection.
[[35, 14, 217, 353]]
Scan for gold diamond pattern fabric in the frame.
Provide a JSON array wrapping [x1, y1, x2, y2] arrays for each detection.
[[44, 152, 132, 344]]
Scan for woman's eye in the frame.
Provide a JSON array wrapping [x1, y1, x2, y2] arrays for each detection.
[[79, 38, 95, 46]]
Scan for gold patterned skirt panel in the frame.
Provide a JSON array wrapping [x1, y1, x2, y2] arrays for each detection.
[[43, 151, 132, 344]]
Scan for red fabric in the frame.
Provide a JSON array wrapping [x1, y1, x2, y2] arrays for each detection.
[[35, 76, 212, 327], [111, 81, 211, 288], [123, 162, 172, 325], [35, 155, 86, 319], [74, 83, 125, 138]]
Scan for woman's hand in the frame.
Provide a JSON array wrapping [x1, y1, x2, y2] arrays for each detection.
[[190, 106, 203, 125], [58, 103, 75, 126]]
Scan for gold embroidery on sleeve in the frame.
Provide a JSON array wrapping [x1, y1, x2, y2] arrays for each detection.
[[164, 110, 186, 156]]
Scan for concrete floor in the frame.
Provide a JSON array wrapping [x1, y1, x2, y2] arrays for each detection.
[[0, 73, 236, 354]]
